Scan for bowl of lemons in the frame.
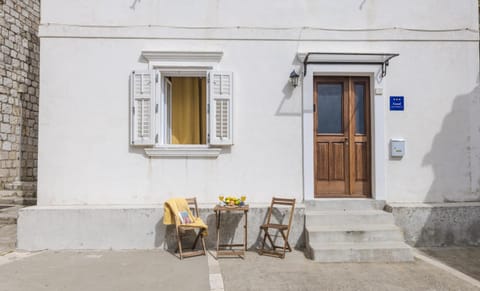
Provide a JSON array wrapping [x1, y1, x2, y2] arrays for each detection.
[[219, 195, 246, 207]]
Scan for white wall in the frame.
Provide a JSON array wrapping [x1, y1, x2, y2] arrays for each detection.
[[38, 39, 304, 205], [41, 0, 476, 29], [38, 0, 480, 205], [385, 42, 480, 202]]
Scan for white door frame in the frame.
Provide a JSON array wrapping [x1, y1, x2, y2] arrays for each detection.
[[302, 64, 387, 201]]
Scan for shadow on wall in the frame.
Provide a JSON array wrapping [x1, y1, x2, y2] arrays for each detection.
[[276, 55, 303, 117], [154, 207, 306, 253], [413, 79, 480, 246], [422, 82, 480, 203], [129, 0, 141, 10], [154, 212, 243, 252]]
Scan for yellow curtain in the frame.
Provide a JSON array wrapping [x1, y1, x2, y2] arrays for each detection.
[[171, 77, 207, 144]]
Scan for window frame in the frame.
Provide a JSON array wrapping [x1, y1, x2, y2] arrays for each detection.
[[144, 67, 222, 158], [136, 51, 231, 157]]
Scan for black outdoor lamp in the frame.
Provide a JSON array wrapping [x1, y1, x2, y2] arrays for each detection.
[[289, 70, 300, 88]]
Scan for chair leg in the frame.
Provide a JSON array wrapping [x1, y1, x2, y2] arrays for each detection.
[[265, 232, 275, 250], [201, 235, 207, 256], [259, 229, 268, 254], [279, 230, 292, 252], [177, 230, 184, 260]]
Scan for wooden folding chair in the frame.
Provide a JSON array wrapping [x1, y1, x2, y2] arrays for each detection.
[[259, 197, 296, 258], [171, 198, 207, 260]]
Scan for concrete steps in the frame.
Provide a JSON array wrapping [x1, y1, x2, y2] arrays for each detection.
[[0, 205, 21, 225], [307, 242, 413, 263], [306, 210, 395, 226], [305, 199, 385, 211], [306, 224, 404, 244], [305, 199, 413, 263]]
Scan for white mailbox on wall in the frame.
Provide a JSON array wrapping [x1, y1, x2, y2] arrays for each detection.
[[391, 139, 405, 158]]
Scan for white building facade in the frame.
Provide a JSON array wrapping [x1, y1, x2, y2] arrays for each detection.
[[18, 0, 480, 250]]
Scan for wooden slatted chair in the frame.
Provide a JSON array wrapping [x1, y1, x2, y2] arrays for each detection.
[[259, 197, 296, 258], [165, 197, 207, 260]]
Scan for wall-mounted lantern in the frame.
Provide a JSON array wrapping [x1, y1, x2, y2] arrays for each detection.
[[289, 70, 300, 88]]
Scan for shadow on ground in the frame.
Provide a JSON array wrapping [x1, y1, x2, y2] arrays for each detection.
[[418, 247, 480, 281]]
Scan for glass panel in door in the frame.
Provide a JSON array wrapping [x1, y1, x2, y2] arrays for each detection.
[[354, 84, 366, 134], [317, 84, 343, 134]]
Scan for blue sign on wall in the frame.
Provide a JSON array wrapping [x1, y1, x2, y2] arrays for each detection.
[[390, 96, 404, 111]]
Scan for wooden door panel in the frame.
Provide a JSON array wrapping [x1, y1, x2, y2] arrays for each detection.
[[316, 142, 329, 180], [331, 142, 346, 180], [354, 142, 367, 181], [315, 141, 347, 191], [316, 181, 347, 194]]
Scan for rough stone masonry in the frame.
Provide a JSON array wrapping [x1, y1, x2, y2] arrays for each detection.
[[0, 0, 40, 189]]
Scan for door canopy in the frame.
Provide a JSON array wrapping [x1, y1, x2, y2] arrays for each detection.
[[299, 52, 399, 77]]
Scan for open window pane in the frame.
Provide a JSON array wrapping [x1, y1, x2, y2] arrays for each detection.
[[164, 78, 172, 144]]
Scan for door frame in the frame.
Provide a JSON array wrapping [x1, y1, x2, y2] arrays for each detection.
[[313, 76, 371, 198], [301, 63, 387, 201]]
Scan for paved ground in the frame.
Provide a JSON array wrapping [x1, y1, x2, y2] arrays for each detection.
[[0, 249, 478, 291], [417, 247, 480, 282], [219, 250, 480, 291], [0, 250, 210, 291], [0, 218, 479, 291]]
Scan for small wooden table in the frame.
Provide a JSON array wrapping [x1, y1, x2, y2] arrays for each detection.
[[214, 205, 249, 258]]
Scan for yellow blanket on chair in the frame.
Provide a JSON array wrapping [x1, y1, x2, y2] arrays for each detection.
[[163, 198, 208, 236]]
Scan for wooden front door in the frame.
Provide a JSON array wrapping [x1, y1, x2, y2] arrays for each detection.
[[314, 76, 371, 198]]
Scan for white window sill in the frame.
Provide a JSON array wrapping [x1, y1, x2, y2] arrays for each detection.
[[144, 145, 222, 158]]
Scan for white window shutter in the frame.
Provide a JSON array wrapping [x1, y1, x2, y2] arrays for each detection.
[[208, 71, 233, 146], [130, 70, 156, 146]]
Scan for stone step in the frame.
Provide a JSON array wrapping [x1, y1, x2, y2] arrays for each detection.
[[307, 241, 414, 263], [0, 206, 19, 225], [306, 210, 394, 226], [4, 181, 36, 191], [305, 199, 385, 211], [0, 190, 36, 198], [0, 215, 16, 225], [0, 224, 17, 254], [0, 197, 36, 206], [306, 224, 405, 244]]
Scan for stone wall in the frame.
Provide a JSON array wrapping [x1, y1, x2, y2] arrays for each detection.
[[387, 202, 480, 247], [0, 0, 40, 188]]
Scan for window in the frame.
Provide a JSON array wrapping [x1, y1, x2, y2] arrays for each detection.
[[130, 70, 233, 150], [163, 76, 207, 145]]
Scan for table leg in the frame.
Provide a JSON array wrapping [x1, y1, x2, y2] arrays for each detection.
[[216, 211, 221, 257], [244, 210, 248, 251]]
